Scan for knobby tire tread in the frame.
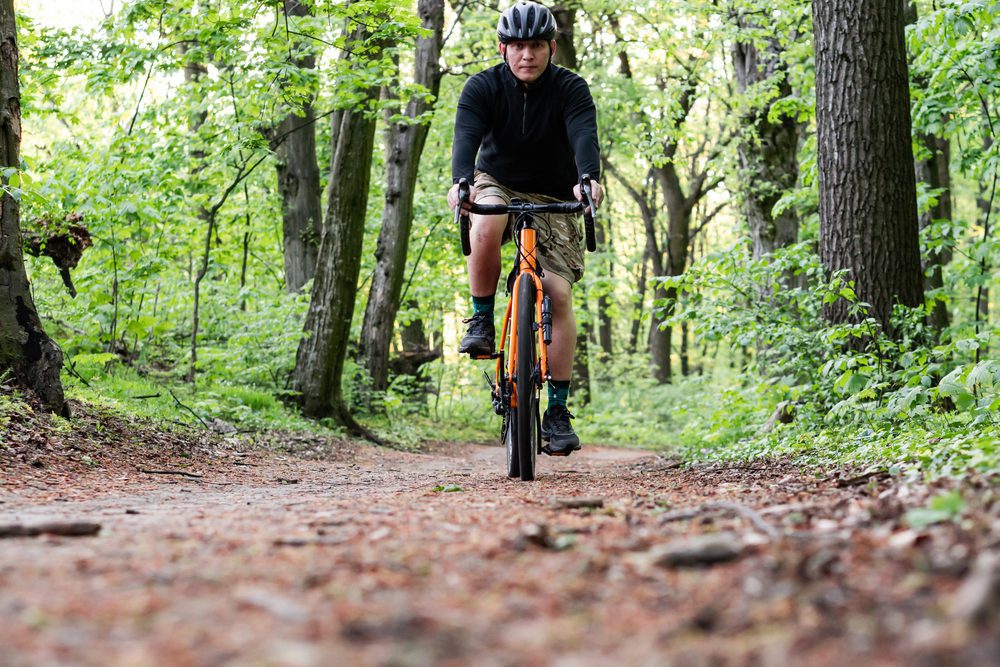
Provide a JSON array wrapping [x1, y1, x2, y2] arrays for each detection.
[[505, 407, 519, 478], [516, 276, 537, 481]]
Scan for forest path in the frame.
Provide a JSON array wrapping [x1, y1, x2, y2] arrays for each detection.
[[1, 439, 996, 667]]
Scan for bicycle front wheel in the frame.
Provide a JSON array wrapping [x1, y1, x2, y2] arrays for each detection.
[[504, 407, 519, 479], [515, 276, 539, 481]]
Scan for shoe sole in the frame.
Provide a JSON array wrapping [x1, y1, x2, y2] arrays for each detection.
[[542, 444, 581, 457], [458, 341, 494, 356]]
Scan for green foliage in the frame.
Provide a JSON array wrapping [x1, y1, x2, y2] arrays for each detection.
[[12, 0, 999, 479], [432, 484, 463, 493], [905, 490, 968, 529]]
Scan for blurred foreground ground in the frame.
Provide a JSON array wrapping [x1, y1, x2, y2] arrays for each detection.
[[1, 404, 998, 666]]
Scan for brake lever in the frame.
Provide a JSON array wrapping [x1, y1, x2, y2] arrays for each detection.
[[456, 178, 473, 255], [456, 178, 470, 222], [580, 173, 596, 225]]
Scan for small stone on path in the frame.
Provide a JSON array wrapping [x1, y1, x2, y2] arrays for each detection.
[[550, 497, 604, 510], [648, 532, 744, 568]]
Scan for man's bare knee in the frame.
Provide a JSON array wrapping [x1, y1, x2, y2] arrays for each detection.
[[541, 273, 573, 313]]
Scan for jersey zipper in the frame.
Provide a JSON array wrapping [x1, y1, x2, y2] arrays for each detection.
[[521, 89, 527, 135]]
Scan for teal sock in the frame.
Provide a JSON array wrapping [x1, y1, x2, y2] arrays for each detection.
[[548, 380, 570, 410], [472, 294, 495, 317]]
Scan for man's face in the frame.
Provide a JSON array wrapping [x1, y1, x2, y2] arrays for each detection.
[[500, 39, 555, 84]]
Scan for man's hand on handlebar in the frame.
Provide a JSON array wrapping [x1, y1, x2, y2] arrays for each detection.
[[573, 179, 604, 214], [448, 181, 478, 213]]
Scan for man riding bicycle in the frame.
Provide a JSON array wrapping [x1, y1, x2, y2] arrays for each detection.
[[447, 1, 603, 456]]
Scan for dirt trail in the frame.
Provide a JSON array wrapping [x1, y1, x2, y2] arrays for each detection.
[[1, 439, 997, 667]]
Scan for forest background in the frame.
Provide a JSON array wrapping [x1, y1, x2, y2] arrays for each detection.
[[5, 0, 998, 478]]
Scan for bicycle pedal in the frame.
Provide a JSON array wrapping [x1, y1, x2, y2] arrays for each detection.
[[470, 353, 501, 360]]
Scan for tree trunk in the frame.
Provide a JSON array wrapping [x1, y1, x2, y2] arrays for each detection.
[[572, 288, 591, 407], [680, 321, 690, 376], [648, 282, 672, 383], [292, 24, 381, 428], [551, 5, 578, 69], [0, 0, 67, 416], [651, 154, 692, 385], [553, 4, 590, 405], [731, 13, 799, 259], [359, 0, 443, 394], [272, 0, 322, 293], [630, 247, 648, 353], [182, 43, 210, 383], [975, 143, 994, 362], [906, 1, 950, 334], [596, 217, 613, 356], [813, 0, 924, 332], [915, 132, 952, 332]]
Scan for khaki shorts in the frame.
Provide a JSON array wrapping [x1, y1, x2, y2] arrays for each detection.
[[474, 171, 585, 285]]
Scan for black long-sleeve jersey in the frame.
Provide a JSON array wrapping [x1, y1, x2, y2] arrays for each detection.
[[451, 62, 600, 200]]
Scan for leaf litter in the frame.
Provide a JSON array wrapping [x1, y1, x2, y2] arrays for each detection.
[[1, 402, 998, 666]]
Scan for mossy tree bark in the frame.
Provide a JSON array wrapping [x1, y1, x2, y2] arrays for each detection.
[[271, 0, 323, 293], [0, 0, 67, 416], [731, 12, 800, 260], [292, 23, 380, 431], [358, 0, 443, 394]]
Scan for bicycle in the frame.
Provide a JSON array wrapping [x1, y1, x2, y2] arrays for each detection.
[[454, 174, 597, 481]]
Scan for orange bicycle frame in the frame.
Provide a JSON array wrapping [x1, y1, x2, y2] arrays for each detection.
[[496, 223, 548, 408]]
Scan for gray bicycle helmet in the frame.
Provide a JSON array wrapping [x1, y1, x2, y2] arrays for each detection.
[[497, 1, 557, 43]]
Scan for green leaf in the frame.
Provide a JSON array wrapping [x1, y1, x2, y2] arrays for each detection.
[[72, 352, 119, 366], [905, 507, 953, 529], [905, 491, 966, 529], [432, 484, 463, 493]]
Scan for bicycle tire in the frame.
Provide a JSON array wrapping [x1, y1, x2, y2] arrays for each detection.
[[504, 407, 519, 478], [515, 276, 538, 481]]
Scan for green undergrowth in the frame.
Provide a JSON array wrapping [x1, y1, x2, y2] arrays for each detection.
[[34, 352, 1000, 479], [64, 369, 329, 436], [655, 373, 999, 480]]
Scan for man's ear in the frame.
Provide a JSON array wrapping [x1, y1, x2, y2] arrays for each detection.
[[499, 42, 507, 60], [550, 39, 557, 59]]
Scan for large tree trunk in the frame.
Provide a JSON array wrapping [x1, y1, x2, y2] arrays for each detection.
[[0, 0, 67, 416], [813, 0, 924, 332], [272, 0, 322, 293], [292, 24, 381, 429], [731, 13, 799, 259], [359, 0, 443, 394]]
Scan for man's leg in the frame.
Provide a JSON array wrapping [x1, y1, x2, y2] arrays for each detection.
[[459, 195, 508, 356], [539, 272, 576, 379], [540, 272, 581, 454]]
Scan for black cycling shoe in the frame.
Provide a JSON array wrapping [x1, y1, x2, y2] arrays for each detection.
[[541, 405, 581, 456], [458, 312, 495, 356]]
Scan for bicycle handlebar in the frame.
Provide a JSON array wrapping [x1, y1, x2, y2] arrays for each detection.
[[466, 201, 585, 215], [454, 174, 598, 256]]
